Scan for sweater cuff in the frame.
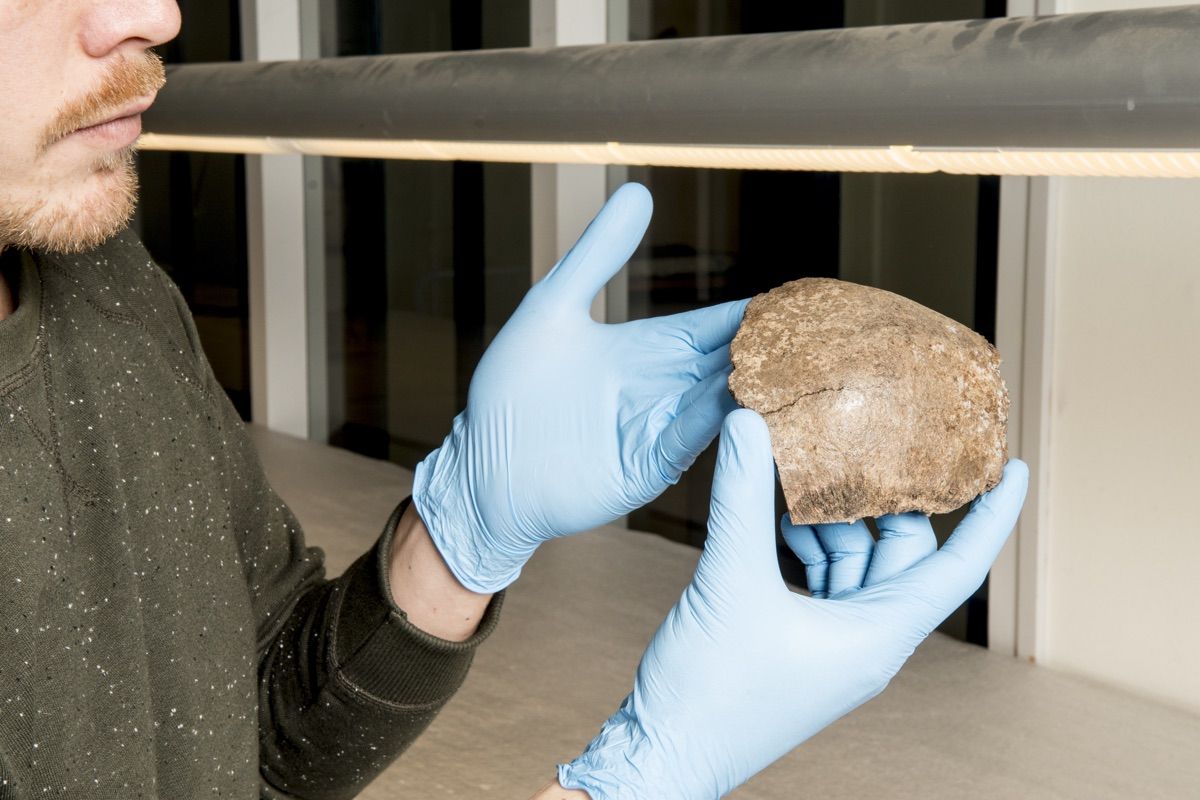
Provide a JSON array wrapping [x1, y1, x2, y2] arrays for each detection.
[[330, 496, 504, 708]]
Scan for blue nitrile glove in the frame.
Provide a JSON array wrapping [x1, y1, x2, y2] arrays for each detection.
[[559, 409, 1029, 800], [412, 183, 749, 594]]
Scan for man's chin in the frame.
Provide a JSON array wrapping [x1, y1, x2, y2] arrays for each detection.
[[0, 157, 139, 255]]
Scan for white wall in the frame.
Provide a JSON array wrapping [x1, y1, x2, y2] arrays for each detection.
[[1039, 0, 1200, 713]]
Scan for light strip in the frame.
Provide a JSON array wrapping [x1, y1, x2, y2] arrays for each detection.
[[137, 134, 1200, 178]]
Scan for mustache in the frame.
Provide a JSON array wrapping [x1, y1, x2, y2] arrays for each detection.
[[40, 52, 167, 154]]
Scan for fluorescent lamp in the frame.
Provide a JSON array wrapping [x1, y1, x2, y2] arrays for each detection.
[[136, 134, 1200, 178]]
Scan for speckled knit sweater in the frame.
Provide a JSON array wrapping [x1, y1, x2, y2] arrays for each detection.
[[0, 230, 501, 800]]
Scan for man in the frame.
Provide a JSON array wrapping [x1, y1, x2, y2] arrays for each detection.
[[0, 3, 1027, 799]]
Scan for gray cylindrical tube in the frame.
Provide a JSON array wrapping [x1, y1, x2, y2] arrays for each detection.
[[144, 5, 1200, 148]]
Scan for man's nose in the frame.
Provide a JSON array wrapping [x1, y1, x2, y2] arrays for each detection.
[[78, 0, 182, 59]]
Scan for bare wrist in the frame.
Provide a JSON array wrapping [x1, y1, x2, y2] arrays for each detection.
[[387, 500, 494, 642]]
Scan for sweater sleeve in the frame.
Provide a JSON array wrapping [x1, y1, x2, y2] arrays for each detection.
[[149, 261, 503, 799], [252, 496, 504, 800]]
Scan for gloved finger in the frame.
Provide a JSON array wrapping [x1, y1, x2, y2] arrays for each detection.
[[690, 344, 731, 382], [866, 460, 1029, 631], [863, 512, 937, 586], [780, 517, 829, 598], [653, 298, 752, 354], [652, 366, 736, 483], [814, 520, 875, 596], [540, 182, 652, 313], [696, 409, 781, 587]]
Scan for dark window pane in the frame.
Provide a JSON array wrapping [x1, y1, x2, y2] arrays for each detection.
[[324, 0, 531, 466], [134, 0, 250, 420]]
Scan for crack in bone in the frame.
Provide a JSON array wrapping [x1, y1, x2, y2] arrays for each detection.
[[758, 383, 885, 416]]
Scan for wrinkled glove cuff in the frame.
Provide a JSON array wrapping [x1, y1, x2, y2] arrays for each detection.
[[557, 703, 687, 800], [412, 414, 530, 595]]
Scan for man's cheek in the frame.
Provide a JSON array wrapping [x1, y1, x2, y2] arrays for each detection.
[[0, 0, 40, 36], [0, 73, 38, 144]]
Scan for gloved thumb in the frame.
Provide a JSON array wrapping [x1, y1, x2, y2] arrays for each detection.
[[696, 409, 781, 588], [863, 459, 1029, 633], [539, 182, 652, 313]]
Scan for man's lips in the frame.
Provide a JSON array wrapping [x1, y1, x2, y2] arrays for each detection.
[[74, 95, 157, 134], [61, 94, 157, 151]]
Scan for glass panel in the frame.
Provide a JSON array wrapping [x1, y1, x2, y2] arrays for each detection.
[[622, 0, 1004, 645], [322, 1, 531, 465], [134, 0, 251, 419]]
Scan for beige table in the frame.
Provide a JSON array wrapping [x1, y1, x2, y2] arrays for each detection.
[[248, 425, 1200, 799]]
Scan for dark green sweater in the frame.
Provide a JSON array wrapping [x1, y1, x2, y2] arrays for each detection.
[[0, 231, 501, 799]]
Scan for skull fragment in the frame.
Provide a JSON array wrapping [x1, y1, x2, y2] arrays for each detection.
[[729, 278, 1008, 525]]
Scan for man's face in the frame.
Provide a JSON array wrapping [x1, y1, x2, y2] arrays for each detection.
[[0, 1, 180, 254]]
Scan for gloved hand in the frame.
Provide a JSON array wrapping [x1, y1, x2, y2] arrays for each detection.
[[558, 409, 1029, 799], [413, 183, 749, 594]]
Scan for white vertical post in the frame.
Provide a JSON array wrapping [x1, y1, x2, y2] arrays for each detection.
[[1014, 175, 1057, 663], [530, 0, 611, 322], [989, 174, 1028, 655], [242, 0, 323, 440], [992, 174, 1059, 662], [604, 0, 632, 323], [299, 0, 328, 443], [989, 0, 1058, 660]]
